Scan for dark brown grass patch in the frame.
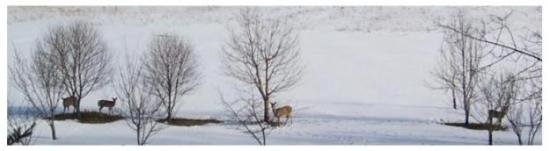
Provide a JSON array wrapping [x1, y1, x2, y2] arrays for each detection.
[[443, 122, 507, 131], [157, 118, 222, 126], [48, 111, 124, 124]]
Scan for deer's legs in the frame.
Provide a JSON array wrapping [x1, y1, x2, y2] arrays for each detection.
[[285, 115, 290, 125], [99, 106, 103, 112]]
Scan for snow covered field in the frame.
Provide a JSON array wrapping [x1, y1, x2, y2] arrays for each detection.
[[7, 6, 542, 145]]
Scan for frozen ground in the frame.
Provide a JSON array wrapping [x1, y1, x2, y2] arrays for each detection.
[[7, 6, 542, 145], [25, 102, 528, 145]]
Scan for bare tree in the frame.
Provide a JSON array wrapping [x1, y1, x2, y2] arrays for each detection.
[[143, 34, 200, 121], [219, 90, 275, 145], [439, 10, 542, 106], [478, 73, 517, 145], [525, 99, 542, 145], [115, 59, 164, 145], [507, 101, 524, 145], [432, 45, 459, 109], [10, 43, 65, 140], [223, 8, 303, 123], [435, 12, 486, 125], [443, 11, 542, 100], [491, 13, 542, 145], [507, 78, 542, 145], [48, 21, 111, 117], [439, 11, 541, 62], [439, 10, 542, 144]]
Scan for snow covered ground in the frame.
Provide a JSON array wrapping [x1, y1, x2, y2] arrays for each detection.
[[7, 6, 542, 145]]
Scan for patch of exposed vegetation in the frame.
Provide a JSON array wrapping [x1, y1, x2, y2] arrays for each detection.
[[49, 111, 124, 124], [443, 122, 507, 131], [157, 118, 222, 126]]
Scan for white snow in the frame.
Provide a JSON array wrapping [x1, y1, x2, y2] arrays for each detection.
[[7, 6, 542, 145]]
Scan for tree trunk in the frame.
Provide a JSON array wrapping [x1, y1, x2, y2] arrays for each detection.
[[165, 96, 173, 121], [75, 96, 82, 119], [76, 104, 80, 114], [137, 125, 142, 145], [263, 99, 271, 123], [166, 111, 172, 122], [48, 120, 57, 140], [514, 131, 523, 145], [462, 95, 469, 125], [528, 130, 536, 145], [460, 34, 468, 125]]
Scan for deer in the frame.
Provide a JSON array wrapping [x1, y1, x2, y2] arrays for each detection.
[[488, 106, 509, 125], [98, 97, 117, 112], [62, 96, 78, 113], [270, 102, 293, 126]]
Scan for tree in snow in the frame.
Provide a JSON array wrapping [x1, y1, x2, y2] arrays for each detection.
[[439, 10, 542, 144], [10, 43, 65, 140], [223, 8, 303, 123], [439, 11, 541, 104], [507, 91, 541, 145], [432, 46, 460, 110], [143, 34, 200, 121], [48, 21, 111, 118], [435, 12, 487, 125], [115, 58, 164, 145]]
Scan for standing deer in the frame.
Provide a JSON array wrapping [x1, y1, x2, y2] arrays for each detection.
[[270, 102, 293, 125], [62, 96, 78, 113], [98, 97, 117, 112]]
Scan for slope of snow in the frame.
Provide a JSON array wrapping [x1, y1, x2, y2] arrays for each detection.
[[7, 6, 541, 145]]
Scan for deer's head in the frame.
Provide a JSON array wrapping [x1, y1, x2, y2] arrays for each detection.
[[112, 97, 118, 102]]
